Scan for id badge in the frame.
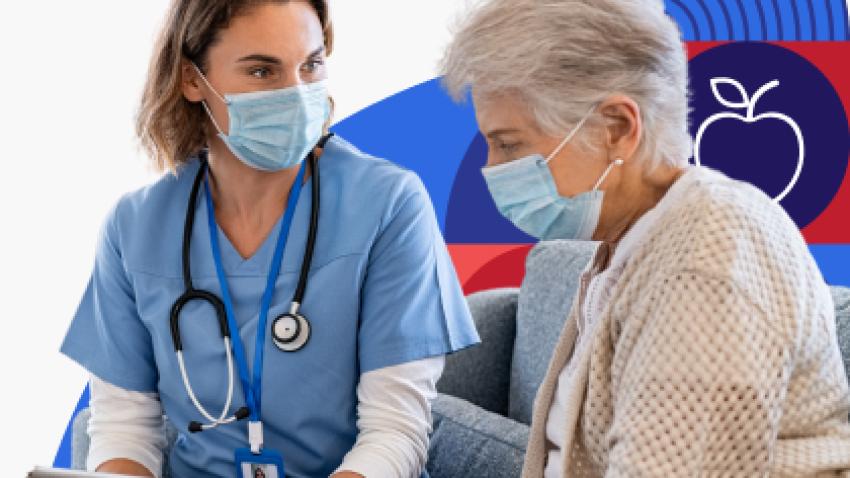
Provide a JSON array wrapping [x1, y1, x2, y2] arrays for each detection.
[[235, 447, 285, 478]]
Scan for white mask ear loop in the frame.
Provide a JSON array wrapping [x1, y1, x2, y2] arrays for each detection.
[[592, 157, 625, 191], [543, 105, 598, 164], [191, 63, 228, 136]]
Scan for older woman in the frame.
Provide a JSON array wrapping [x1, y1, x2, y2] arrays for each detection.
[[442, 0, 850, 476]]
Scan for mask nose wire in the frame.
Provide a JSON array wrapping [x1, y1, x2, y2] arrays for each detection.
[[543, 105, 598, 164], [191, 63, 229, 136]]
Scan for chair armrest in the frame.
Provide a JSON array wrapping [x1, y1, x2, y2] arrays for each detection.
[[831, 286, 850, 382], [71, 408, 92, 470], [428, 393, 528, 478], [437, 288, 519, 416]]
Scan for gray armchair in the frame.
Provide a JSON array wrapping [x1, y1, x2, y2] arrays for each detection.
[[72, 241, 850, 478], [426, 240, 850, 478]]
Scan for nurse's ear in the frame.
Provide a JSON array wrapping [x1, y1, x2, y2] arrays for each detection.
[[181, 60, 205, 103]]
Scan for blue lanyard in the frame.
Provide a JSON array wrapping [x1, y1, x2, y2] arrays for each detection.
[[203, 163, 307, 423]]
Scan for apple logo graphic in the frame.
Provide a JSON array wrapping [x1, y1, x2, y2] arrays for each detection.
[[694, 78, 804, 203], [688, 43, 849, 229]]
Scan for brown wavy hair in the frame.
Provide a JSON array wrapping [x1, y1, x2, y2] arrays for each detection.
[[136, 0, 333, 173]]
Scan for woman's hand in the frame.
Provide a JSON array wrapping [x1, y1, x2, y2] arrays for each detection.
[[330, 472, 365, 478], [96, 458, 155, 477]]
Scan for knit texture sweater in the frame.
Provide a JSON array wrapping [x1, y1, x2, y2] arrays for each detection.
[[523, 167, 850, 477]]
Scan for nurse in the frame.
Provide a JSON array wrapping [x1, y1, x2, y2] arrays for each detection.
[[60, 1, 479, 477]]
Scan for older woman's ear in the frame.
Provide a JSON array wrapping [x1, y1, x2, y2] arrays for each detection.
[[598, 95, 642, 163]]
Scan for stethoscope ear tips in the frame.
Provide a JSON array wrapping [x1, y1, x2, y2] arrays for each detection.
[[235, 407, 250, 420], [189, 421, 203, 433]]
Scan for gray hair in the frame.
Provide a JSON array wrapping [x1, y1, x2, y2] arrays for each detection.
[[440, 0, 693, 169]]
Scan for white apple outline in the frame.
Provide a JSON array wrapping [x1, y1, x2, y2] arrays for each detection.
[[694, 77, 805, 203]]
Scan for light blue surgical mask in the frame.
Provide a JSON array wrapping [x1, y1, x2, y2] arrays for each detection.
[[481, 108, 622, 241], [193, 64, 329, 172]]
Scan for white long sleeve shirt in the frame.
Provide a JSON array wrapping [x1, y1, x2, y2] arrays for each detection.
[[87, 355, 444, 478]]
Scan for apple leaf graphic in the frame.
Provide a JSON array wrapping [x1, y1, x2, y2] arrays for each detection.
[[710, 77, 750, 109]]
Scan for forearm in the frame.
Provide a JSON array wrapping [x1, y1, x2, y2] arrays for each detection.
[[96, 459, 155, 477]]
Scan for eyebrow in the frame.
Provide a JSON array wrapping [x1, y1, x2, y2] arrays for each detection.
[[236, 53, 281, 64], [236, 46, 325, 65], [305, 46, 325, 59], [485, 128, 522, 139]]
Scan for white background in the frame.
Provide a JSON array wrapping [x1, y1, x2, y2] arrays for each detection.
[[4, 1, 849, 476], [0, 1, 473, 475]]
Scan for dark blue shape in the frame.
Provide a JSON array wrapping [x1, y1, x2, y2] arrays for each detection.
[[835, 0, 849, 39], [444, 134, 535, 244], [809, 245, 850, 286], [670, 0, 701, 39], [687, 0, 717, 40], [798, 0, 815, 39], [721, 0, 747, 39], [824, 0, 836, 39], [53, 384, 90, 469], [779, 0, 803, 41], [689, 42, 850, 229], [771, 0, 787, 38], [678, 0, 716, 39], [757, 0, 778, 40], [330, 78, 479, 231], [704, 0, 734, 39], [811, 0, 831, 39], [662, 0, 850, 41], [808, 0, 829, 40], [735, 0, 752, 41]]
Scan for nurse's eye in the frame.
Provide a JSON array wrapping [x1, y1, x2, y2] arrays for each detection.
[[301, 58, 325, 74], [248, 66, 273, 79]]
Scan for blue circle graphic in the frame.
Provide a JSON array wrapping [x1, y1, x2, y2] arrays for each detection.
[[664, 0, 849, 40]]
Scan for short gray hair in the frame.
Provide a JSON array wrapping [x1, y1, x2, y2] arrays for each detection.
[[440, 0, 693, 169]]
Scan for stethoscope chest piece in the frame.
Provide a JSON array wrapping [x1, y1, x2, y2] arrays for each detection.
[[171, 134, 332, 435], [272, 311, 310, 352]]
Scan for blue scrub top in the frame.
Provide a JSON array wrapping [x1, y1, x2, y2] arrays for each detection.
[[61, 136, 480, 477]]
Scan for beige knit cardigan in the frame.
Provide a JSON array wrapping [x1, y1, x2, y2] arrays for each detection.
[[522, 167, 850, 477]]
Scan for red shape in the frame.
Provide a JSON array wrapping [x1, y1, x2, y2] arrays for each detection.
[[686, 41, 727, 59], [459, 245, 532, 295], [447, 244, 526, 285]]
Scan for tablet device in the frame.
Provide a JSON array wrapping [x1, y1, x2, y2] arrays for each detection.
[[27, 467, 138, 478]]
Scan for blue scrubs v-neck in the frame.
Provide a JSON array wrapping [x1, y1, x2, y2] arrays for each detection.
[[60, 135, 480, 477]]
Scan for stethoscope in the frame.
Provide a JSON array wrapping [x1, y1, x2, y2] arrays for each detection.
[[169, 134, 330, 434]]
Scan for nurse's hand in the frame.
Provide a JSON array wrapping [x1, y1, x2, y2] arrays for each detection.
[[96, 458, 155, 477], [330, 472, 365, 478]]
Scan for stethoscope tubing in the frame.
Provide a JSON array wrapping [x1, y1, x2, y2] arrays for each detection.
[[170, 134, 331, 433]]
